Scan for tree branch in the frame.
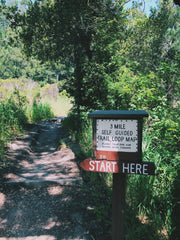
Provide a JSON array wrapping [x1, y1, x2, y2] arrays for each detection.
[[120, 0, 132, 8]]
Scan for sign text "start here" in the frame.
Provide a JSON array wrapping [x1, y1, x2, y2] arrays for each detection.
[[89, 160, 148, 174], [80, 159, 154, 175]]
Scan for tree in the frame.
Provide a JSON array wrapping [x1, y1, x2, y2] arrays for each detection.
[[119, 0, 180, 107], [0, 9, 63, 82], [4, 0, 126, 112]]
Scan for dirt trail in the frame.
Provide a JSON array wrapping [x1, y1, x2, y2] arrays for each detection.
[[0, 118, 95, 240]]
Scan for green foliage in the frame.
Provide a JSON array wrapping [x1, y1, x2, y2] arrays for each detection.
[[0, 78, 40, 102], [4, 0, 126, 111], [0, 89, 28, 162], [79, 172, 112, 239], [60, 1, 179, 238], [126, 119, 179, 239], [0, 86, 56, 165], [0, 11, 60, 82], [149, 107, 180, 154], [27, 99, 54, 123], [62, 107, 91, 143], [2, 0, 179, 238], [63, 106, 179, 239]]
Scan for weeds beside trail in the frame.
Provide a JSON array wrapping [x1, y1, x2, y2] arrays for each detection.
[[0, 90, 28, 163], [63, 109, 180, 240], [0, 90, 54, 165]]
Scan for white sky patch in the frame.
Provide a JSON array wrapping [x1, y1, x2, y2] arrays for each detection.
[[124, 0, 159, 16]]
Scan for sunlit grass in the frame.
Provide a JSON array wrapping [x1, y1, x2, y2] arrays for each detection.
[[26, 99, 54, 123], [41, 95, 73, 117]]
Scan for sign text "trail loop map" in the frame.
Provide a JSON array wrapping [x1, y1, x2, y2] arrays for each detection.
[[96, 119, 138, 152]]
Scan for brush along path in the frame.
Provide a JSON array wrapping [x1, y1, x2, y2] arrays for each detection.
[[0, 118, 95, 240]]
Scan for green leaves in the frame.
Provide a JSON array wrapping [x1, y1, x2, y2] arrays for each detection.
[[0, 89, 28, 162]]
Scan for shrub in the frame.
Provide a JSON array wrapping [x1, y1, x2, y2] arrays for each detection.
[[29, 99, 54, 123], [63, 105, 179, 239], [0, 89, 28, 164]]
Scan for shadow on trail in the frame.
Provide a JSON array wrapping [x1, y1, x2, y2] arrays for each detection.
[[0, 118, 97, 240], [1, 118, 82, 184], [0, 183, 94, 240]]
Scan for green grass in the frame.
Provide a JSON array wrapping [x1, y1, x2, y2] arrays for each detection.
[[63, 109, 179, 240], [26, 99, 54, 123], [0, 85, 72, 166], [0, 90, 28, 164], [41, 94, 73, 117]]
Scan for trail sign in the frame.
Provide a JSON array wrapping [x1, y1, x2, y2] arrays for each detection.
[[96, 119, 138, 152], [80, 158, 155, 175], [88, 110, 148, 162], [79, 110, 155, 240]]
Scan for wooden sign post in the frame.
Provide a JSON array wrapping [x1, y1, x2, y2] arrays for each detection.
[[79, 110, 155, 240]]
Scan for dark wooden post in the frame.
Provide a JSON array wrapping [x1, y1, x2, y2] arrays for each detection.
[[112, 173, 126, 240]]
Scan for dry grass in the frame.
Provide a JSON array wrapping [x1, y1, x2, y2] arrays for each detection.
[[41, 95, 73, 117]]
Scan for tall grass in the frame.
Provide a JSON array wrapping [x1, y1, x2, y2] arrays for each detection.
[[41, 94, 73, 117], [0, 89, 28, 163], [0, 83, 72, 166], [0, 78, 72, 117], [0, 90, 57, 165], [126, 132, 170, 240], [26, 99, 54, 123], [63, 109, 179, 240]]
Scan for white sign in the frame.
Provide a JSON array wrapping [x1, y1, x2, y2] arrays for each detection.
[[96, 119, 138, 152]]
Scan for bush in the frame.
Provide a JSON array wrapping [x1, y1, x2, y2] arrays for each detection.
[[63, 105, 179, 239], [28, 99, 54, 123], [0, 89, 55, 165], [0, 89, 28, 164]]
